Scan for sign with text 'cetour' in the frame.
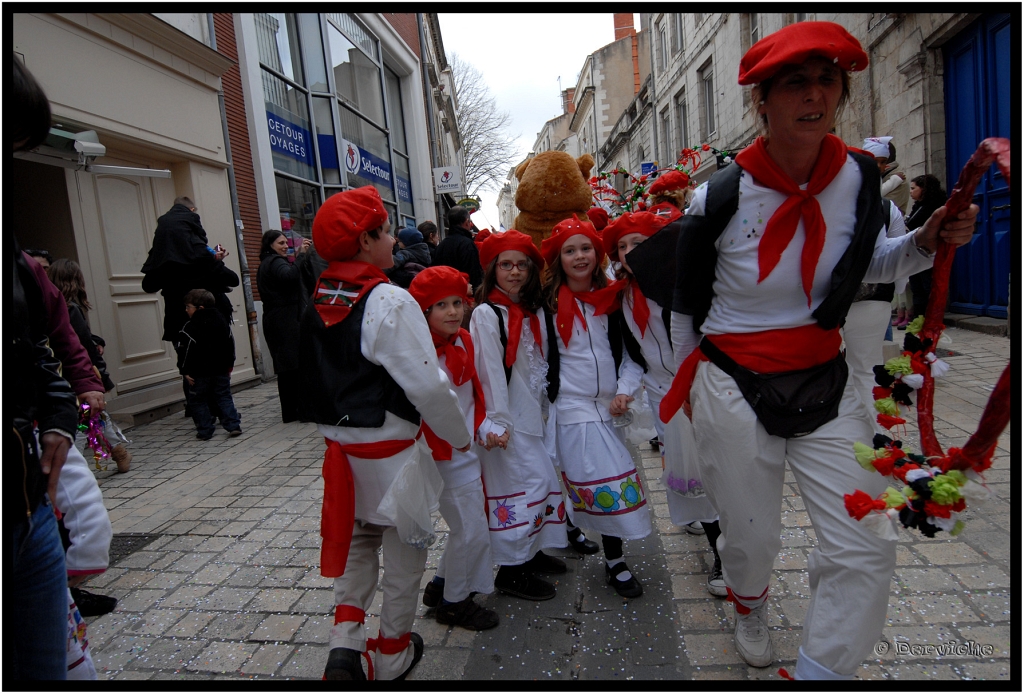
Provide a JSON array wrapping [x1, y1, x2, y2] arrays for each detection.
[[433, 166, 462, 194], [266, 109, 315, 169]]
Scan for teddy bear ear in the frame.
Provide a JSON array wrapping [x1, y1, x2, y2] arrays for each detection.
[[515, 159, 532, 182], [576, 154, 595, 179]]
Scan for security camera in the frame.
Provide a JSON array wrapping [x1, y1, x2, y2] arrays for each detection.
[[74, 140, 106, 157]]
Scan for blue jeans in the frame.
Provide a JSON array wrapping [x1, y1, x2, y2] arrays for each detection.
[[10, 497, 68, 680], [188, 373, 241, 437]]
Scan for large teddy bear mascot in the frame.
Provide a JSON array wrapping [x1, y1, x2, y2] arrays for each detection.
[[513, 151, 595, 249]]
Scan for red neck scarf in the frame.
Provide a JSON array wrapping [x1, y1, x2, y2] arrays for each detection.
[[734, 134, 848, 307], [313, 261, 390, 328], [487, 289, 541, 367], [423, 328, 486, 461], [555, 280, 626, 347], [625, 279, 651, 338]]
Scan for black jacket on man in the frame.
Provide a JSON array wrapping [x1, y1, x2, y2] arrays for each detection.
[[432, 227, 482, 289], [141, 204, 239, 343]]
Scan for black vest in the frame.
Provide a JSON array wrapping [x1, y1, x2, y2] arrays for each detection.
[[299, 291, 420, 428]]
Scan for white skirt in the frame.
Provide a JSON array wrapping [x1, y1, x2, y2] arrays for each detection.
[[435, 477, 495, 602], [477, 431, 568, 565], [552, 420, 652, 541]]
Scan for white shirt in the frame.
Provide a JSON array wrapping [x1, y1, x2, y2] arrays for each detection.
[[621, 292, 675, 398]]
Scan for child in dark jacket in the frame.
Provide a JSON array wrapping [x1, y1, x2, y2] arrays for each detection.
[[177, 289, 241, 440]]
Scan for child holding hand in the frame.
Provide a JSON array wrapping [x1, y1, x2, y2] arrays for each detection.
[[540, 218, 653, 598], [408, 267, 499, 631]]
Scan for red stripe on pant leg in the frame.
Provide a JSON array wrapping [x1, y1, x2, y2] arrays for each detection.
[[727, 585, 769, 614], [335, 605, 365, 624]]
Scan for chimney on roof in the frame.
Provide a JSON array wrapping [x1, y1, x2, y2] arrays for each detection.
[[614, 13, 635, 41], [562, 88, 576, 115]]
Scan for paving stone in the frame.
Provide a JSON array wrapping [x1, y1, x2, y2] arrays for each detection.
[[950, 565, 1011, 590], [913, 542, 986, 565], [192, 562, 238, 584], [259, 567, 306, 587], [955, 660, 1013, 681], [203, 587, 258, 611], [894, 567, 959, 593], [905, 593, 979, 623], [291, 588, 333, 614], [92, 633, 153, 673], [955, 624, 1011, 658], [241, 644, 295, 675], [675, 600, 727, 631], [681, 632, 745, 667], [279, 644, 330, 678], [125, 609, 188, 636], [144, 571, 190, 590], [162, 585, 215, 609], [187, 641, 259, 673], [250, 588, 304, 612], [293, 615, 331, 644], [202, 612, 265, 640], [251, 614, 307, 642], [166, 612, 217, 638], [966, 592, 1010, 622], [130, 637, 207, 669], [115, 589, 165, 613]]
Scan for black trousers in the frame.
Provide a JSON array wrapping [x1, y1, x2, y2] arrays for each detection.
[[276, 369, 306, 422]]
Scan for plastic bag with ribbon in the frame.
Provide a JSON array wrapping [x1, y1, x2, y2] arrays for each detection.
[[624, 388, 658, 446], [376, 440, 444, 549]]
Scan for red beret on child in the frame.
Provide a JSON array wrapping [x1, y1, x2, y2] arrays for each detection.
[[408, 265, 473, 313], [586, 207, 610, 231], [478, 229, 544, 271], [541, 216, 604, 268], [602, 211, 671, 261], [738, 21, 868, 85], [648, 170, 691, 196], [312, 186, 389, 262], [473, 227, 492, 247]]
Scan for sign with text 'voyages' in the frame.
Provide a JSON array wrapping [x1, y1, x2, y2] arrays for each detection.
[[433, 166, 461, 194], [266, 109, 315, 169]]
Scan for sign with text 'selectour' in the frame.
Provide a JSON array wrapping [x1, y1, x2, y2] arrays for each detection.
[[342, 138, 392, 190]]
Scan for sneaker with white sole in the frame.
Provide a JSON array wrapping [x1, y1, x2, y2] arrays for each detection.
[[706, 557, 727, 597], [684, 521, 705, 535], [733, 603, 773, 667]]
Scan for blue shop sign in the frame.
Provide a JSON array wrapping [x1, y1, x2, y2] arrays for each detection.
[[396, 175, 412, 203], [342, 139, 392, 189], [317, 133, 339, 170], [267, 109, 315, 168]]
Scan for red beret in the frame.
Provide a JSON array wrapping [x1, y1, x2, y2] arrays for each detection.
[[408, 265, 472, 313], [648, 201, 683, 223], [478, 229, 543, 271], [648, 170, 691, 196], [541, 216, 604, 268], [738, 21, 867, 85], [312, 186, 389, 262], [586, 207, 610, 231], [473, 227, 492, 247], [602, 211, 670, 261]]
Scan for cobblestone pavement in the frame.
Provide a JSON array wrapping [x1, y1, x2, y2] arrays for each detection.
[[82, 327, 1011, 681]]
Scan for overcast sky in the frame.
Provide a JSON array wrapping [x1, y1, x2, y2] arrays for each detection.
[[438, 13, 635, 230]]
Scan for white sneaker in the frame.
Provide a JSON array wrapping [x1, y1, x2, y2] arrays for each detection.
[[684, 521, 706, 535], [733, 603, 773, 667]]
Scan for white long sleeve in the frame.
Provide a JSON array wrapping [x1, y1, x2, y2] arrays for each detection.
[[670, 312, 702, 369], [861, 229, 933, 284], [469, 305, 515, 438]]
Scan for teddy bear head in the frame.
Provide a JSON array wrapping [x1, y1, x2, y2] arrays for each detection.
[[513, 151, 595, 249]]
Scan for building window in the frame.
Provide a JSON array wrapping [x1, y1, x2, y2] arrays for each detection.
[[694, 12, 705, 26], [262, 70, 317, 182], [671, 14, 684, 54], [674, 90, 689, 152], [699, 61, 715, 139], [660, 107, 672, 164], [796, 12, 808, 22], [385, 66, 414, 217], [750, 13, 760, 45], [298, 14, 328, 92], [256, 13, 304, 85], [657, 21, 667, 72], [275, 175, 320, 245], [327, 22, 385, 126]]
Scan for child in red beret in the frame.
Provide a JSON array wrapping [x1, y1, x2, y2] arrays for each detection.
[[407, 266, 500, 631], [540, 218, 652, 599], [300, 186, 473, 681], [469, 230, 570, 600]]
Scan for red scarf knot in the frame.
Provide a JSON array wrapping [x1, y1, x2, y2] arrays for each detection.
[[423, 329, 486, 461], [487, 289, 542, 367], [555, 280, 626, 347], [734, 134, 849, 308]]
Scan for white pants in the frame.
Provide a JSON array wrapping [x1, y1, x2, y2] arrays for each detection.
[[330, 521, 426, 680], [843, 300, 893, 414], [690, 361, 896, 677], [436, 478, 495, 602]]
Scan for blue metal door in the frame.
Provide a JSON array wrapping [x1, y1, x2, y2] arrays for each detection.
[[943, 13, 1011, 318]]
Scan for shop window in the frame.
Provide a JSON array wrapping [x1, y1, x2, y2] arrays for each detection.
[[275, 175, 321, 251], [312, 97, 341, 184], [338, 108, 393, 203], [328, 23, 385, 126], [263, 71, 317, 181], [256, 13, 304, 86], [298, 14, 329, 92], [325, 13, 378, 61], [385, 67, 408, 153]]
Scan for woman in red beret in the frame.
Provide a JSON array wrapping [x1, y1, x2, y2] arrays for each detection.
[[469, 230, 570, 601], [660, 22, 978, 678]]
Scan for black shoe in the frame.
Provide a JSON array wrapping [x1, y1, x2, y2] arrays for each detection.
[[392, 632, 424, 680], [70, 587, 117, 617], [494, 565, 556, 601], [605, 561, 643, 599], [422, 580, 443, 608], [324, 647, 366, 680], [435, 597, 499, 630], [568, 530, 600, 555], [649, 436, 660, 451], [196, 432, 213, 441], [526, 551, 567, 574], [228, 428, 242, 437]]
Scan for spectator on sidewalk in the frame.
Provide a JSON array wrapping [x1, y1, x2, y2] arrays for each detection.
[[47, 259, 116, 394], [25, 247, 53, 269], [905, 174, 947, 321], [433, 206, 483, 292], [386, 227, 431, 289], [418, 220, 440, 264], [257, 230, 311, 423], [299, 186, 471, 681], [177, 289, 242, 440]]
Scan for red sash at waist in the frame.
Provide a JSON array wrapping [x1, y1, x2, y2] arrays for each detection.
[[321, 437, 416, 577], [659, 324, 842, 423]]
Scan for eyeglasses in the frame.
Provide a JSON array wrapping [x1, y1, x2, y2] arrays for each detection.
[[497, 260, 531, 272]]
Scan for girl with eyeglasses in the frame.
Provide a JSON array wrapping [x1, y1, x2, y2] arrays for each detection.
[[468, 230, 569, 601]]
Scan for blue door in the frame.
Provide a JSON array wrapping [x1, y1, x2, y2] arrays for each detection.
[[943, 13, 1010, 318]]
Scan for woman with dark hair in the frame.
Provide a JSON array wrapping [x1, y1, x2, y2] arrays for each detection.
[[48, 259, 115, 394], [906, 174, 947, 320], [257, 230, 310, 422]]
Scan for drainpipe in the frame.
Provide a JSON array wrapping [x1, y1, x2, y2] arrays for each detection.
[[208, 12, 265, 378], [417, 13, 444, 231]]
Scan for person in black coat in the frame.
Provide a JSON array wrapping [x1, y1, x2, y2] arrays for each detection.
[[905, 174, 947, 320], [432, 206, 483, 291], [47, 259, 116, 393], [386, 227, 431, 288], [177, 289, 241, 439], [418, 220, 440, 264], [257, 230, 311, 422]]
